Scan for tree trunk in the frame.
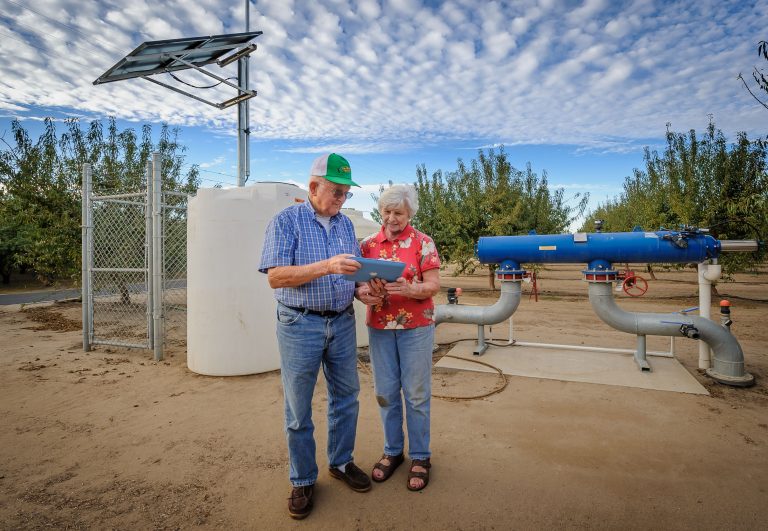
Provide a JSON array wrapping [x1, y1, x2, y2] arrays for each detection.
[[488, 267, 496, 290], [646, 264, 657, 280], [1, 272, 9, 285], [120, 284, 131, 305]]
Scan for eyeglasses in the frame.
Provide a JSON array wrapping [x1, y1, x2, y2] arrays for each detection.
[[321, 183, 353, 200]]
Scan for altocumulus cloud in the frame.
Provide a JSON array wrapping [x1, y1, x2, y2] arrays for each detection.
[[1, 0, 766, 152]]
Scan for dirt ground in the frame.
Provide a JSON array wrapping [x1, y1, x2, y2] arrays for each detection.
[[1, 265, 767, 530]]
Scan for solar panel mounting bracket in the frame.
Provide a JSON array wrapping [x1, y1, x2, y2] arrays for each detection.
[[93, 31, 262, 109]]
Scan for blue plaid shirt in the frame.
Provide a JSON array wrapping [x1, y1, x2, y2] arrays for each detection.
[[259, 201, 360, 312]]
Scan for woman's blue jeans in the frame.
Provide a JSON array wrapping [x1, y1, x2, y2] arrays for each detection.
[[276, 303, 360, 487], [368, 325, 434, 460]]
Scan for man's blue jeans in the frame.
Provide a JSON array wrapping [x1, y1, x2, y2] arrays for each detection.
[[368, 325, 434, 460], [276, 303, 360, 487]]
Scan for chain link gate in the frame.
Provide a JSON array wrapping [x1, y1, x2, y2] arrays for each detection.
[[82, 153, 189, 360], [161, 191, 189, 350]]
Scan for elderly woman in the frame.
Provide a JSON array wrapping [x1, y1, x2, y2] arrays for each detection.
[[355, 185, 441, 491]]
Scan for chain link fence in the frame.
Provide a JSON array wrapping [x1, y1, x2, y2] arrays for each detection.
[[161, 191, 189, 349], [82, 154, 189, 359], [89, 190, 152, 349]]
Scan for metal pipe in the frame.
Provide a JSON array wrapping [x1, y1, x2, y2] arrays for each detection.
[[92, 339, 153, 350], [635, 334, 649, 371], [93, 199, 146, 208], [697, 262, 721, 369], [142, 76, 222, 109], [434, 281, 522, 325], [719, 239, 759, 252], [237, 0, 251, 186], [146, 160, 154, 349], [152, 153, 164, 361], [510, 340, 674, 358], [81, 163, 92, 352], [92, 192, 146, 200], [91, 267, 147, 273], [588, 282, 754, 386], [478, 230, 720, 265]]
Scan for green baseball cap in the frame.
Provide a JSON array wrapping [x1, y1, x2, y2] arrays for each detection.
[[310, 153, 359, 187]]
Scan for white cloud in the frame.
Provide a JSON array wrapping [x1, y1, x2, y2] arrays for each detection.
[[0, 0, 765, 154], [199, 155, 226, 169]]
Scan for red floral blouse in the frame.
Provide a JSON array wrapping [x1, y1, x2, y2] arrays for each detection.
[[360, 224, 441, 329]]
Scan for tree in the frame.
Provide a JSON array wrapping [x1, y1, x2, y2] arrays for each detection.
[[738, 40, 768, 111], [0, 117, 200, 285], [412, 147, 588, 286], [581, 121, 767, 276]]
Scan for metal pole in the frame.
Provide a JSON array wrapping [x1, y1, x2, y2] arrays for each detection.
[[145, 160, 154, 349], [81, 163, 92, 352], [237, 0, 250, 186], [152, 153, 164, 360]]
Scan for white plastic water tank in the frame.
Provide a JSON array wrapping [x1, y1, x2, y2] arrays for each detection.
[[343, 209, 380, 348], [342, 208, 380, 240], [187, 184, 307, 375]]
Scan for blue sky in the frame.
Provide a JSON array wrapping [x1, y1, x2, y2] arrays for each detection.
[[1, 0, 766, 221]]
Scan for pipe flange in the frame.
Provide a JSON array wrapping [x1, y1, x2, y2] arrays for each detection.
[[582, 270, 618, 283], [705, 369, 755, 387], [496, 270, 526, 281]]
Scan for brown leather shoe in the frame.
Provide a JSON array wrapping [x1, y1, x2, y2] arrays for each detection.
[[328, 462, 372, 492], [288, 485, 314, 519]]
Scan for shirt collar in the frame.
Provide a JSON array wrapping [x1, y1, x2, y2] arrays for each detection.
[[373, 223, 412, 243], [301, 199, 340, 222]]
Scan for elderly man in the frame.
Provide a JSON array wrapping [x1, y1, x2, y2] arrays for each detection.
[[259, 153, 371, 520]]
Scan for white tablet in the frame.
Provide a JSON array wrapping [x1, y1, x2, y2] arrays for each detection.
[[343, 257, 406, 283]]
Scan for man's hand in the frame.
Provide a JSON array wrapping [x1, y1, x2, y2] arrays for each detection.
[[267, 254, 361, 288], [327, 254, 362, 275]]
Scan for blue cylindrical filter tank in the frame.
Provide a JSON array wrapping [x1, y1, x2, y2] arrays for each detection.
[[476, 230, 721, 265]]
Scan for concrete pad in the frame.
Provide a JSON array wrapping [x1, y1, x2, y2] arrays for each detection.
[[435, 341, 709, 395]]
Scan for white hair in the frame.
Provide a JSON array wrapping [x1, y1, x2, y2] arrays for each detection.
[[378, 185, 418, 217]]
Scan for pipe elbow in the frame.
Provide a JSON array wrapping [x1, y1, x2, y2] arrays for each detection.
[[435, 282, 522, 326], [588, 282, 750, 382], [700, 264, 722, 282]]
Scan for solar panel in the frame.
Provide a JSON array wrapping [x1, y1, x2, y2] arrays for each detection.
[[94, 31, 263, 84]]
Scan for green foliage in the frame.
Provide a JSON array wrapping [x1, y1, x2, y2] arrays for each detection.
[[581, 121, 768, 275], [412, 147, 589, 275], [0, 117, 199, 284]]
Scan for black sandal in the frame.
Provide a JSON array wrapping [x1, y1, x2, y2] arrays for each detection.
[[371, 453, 404, 483], [407, 458, 431, 491]]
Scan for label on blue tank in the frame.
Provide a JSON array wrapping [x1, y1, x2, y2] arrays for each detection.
[[539, 245, 557, 250], [644, 232, 658, 238]]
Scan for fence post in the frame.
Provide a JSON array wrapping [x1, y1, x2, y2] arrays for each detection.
[[152, 153, 164, 361], [145, 160, 154, 349], [81, 163, 92, 352]]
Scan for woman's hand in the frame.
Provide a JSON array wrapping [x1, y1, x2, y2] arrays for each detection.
[[382, 270, 440, 300], [356, 283, 384, 306], [368, 278, 387, 297], [383, 277, 412, 297]]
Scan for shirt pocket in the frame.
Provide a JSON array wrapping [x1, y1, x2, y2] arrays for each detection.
[[295, 241, 326, 265]]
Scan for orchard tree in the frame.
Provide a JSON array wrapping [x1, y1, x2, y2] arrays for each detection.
[[582, 121, 767, 276], [413, 147, 588, 287], [0, 117, 199, 285]]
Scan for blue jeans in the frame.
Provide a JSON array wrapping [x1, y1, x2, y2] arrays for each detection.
[[368, 325, 434, 460], [276, 303, 360, 487]]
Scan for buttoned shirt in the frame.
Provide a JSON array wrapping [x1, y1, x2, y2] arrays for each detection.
[[259, 201, 360, 312], [360, 224, 441, 329]]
